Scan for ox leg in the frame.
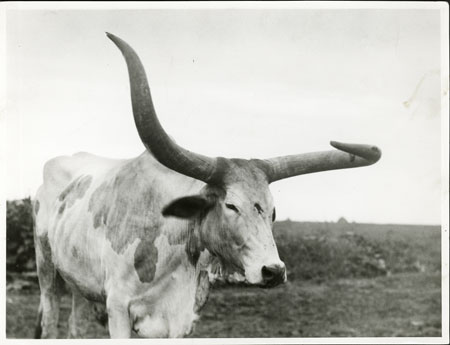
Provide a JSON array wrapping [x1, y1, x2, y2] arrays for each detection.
[[35, 241, 64, 339], [106, 294, 131, 338], [67, 291, 91, 338]]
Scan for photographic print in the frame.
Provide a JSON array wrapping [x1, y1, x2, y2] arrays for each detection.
[[1, 2, 448, 343]]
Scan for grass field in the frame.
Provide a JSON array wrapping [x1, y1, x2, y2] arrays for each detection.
[[6, 272, 441, 338], [5, 215, 442, 339]]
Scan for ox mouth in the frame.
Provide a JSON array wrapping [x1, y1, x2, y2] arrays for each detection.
[[209, 253, 288, 288], [259, 277, 286, 289], [228, 271, 286, 289]]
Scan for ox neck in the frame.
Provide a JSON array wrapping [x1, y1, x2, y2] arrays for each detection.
[[128, 151, 221, 278]]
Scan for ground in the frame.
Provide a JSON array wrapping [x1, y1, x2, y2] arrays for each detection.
[[6, 271, 441, 338]]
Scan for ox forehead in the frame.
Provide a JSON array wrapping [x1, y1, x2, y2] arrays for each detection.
[[206, 158, 274, 208], [210, 158, 269, 186]]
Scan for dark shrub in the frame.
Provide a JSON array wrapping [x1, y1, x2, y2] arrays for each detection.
[[6, 198, 36, 273]]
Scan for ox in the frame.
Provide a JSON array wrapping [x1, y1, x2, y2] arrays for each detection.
[[33, 33, 381, 338]]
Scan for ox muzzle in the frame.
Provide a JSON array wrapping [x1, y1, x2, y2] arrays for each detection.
[[260, 263, 286, 288]]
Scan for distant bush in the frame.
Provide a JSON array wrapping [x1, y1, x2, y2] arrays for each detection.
[[6, 199, 441, 282], [274, 221, 441, 281], [276, 231, 388, 281], [6, 198, 36, 273]]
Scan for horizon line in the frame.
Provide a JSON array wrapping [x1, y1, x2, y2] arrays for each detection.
[[5, 197, 441, 228]]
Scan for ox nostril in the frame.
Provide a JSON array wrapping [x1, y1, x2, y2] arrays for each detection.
[[262, 265, 276, 280], [261, 264, 285, 286]]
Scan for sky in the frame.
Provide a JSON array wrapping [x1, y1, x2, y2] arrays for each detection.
[[3, 3, 448, 225]]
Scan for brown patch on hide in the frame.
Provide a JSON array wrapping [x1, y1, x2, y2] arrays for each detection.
[[38, 233, 52, 260], [35, 232, 54, 274], [134, 236, 159, 283], [58, 202, 66, 216], [194, 270, 210, 313], [58, 175, 93, 209], [90, 182, 110, 229], [88, 158, 162, 255]]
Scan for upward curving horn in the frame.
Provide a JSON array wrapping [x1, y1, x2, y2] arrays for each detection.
[[260, 141, 382, 183], [106, 32, 218, 183]]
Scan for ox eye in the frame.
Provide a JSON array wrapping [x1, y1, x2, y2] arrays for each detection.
[[225, 203, 239, 213], [272, 208, 276, 222], [254, 203, 263, 215]]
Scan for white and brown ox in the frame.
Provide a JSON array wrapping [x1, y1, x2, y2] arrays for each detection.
[[33, 33, 381, 338]]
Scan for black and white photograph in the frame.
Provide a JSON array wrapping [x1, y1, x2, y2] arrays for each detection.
[[1, 2, 448, 343]]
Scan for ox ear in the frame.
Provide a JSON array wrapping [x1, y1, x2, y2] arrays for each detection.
[[162, 195, 215, 219]]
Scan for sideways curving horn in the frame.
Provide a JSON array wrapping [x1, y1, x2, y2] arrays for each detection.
[[260, 141, 382, 183], [106, 32, 218, 183], [107, 33, 381, 185]]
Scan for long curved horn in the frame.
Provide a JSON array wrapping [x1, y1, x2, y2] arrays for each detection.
[[106, 32, 217, 183], [261, 141, 382, 183]]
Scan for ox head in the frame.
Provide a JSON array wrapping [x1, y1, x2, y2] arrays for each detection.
[[107, 33, 381, 288]]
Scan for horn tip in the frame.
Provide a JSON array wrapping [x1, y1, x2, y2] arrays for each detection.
[[105, 32, 121, 44], [105, 32, 116, 40], [330, 140, 382, 163], [329, 140, 341, 149], [370, 145, 382, 162]]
